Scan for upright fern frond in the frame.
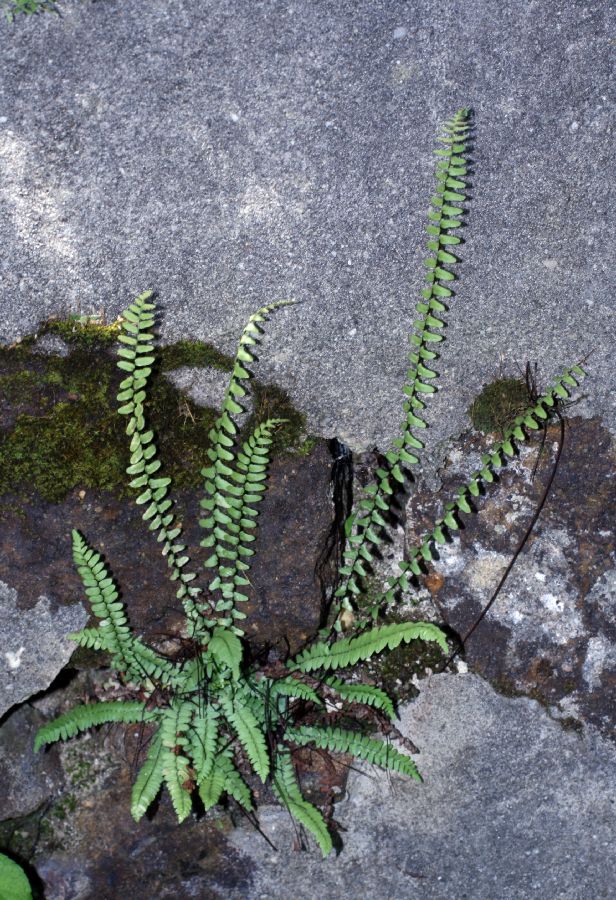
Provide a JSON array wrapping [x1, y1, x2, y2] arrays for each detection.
[[199, 300, 293, 632], [332, 109, 472, 623], [116, 291, 202, 633], [201, 418, 284, 631]]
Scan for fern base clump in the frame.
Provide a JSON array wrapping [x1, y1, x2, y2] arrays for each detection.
[[35, 109, 588, 856]]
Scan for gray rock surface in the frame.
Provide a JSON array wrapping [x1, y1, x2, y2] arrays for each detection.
[[0, 0, 613, 452], [0, 581, 87, 718], [0, 704, 64, 820], [230, 673, 616, 899], [165, 365, 253, 427]]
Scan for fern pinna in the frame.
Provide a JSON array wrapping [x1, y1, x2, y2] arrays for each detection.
[[35, 109, 588, 856]]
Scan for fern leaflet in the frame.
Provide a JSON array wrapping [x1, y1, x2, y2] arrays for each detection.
[[131, 731, 165, 821], [272, 748, 333, 857], [35, 701, 151, 752], [287, 725, 420, 780], [291, 621, 448, 673]]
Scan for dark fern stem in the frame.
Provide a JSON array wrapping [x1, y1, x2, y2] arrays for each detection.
[[316, 438, 354, 628]]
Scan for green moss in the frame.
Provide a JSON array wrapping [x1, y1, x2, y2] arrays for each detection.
[[469, 377, 531, 434], [0, 334, 312, 503], [0, 344, 219, 503], [42, 316, 122, 349], [246, 381, 310, 454], [159, 339, 234, 373], [0, 369, 40, 401]]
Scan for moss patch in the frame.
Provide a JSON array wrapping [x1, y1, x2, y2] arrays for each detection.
[[0, 336, 220, 503], [158, 339, 234, 373], [0, 318, 316, 503], [469, 377, 531, 434], [42, 316, 122, 349]]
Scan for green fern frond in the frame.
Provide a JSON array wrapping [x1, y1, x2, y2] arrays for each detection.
[[68, 626, 109, 651], [272, 748, 333, 857], [269, 676, 323, 707], [201, 418, 284, 632], [131, 731, 164, 821], [72, 530, 178, 687], [160, 701, 195, 823], [72, 530, 128, 649], [287, 725, 420, 780], [290, 621, 448, 673], [377, 362, 588, 608], [190, 705, 220, 782], [116, 291, 203, 633], [207, 626, 244, 681], [128, 640, 179, 688], [198, 748, 227, 810], [323, 677, 395, 720], [34, 701, 150, 752], [216, 751, 254, 811], [199, 300, 292, 633], [332, 109, 472, 623], [219, 694, 270, 781]]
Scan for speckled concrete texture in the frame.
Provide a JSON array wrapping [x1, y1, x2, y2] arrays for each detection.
[[230, 674, 616, 900], [0, 0, 614, 451]]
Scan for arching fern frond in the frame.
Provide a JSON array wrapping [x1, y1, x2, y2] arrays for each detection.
[[116, 291, 202, 635], [287, 725, 420, 780], [290, 621, 448, 673], [323, 677, 395, 720], [200, 300, 293, 633], [269, 676, 323, 707], [332, 109, 472, 624], [272, 748, 333, 857], [34, 700, 151, 751], [71, 529, 179, 688]]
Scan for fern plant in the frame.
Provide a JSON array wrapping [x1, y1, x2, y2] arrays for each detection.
[[34, 109, 587, 856]]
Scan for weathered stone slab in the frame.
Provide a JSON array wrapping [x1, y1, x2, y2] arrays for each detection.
[[0, 581, 86, 718], [230, 673, 616, 899], [0, 0, 613, 452]]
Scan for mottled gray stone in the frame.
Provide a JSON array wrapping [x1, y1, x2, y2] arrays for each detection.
[[164, 365, 253, 426], [0, 0, 613, 454], [0, 581, 87, 718], [0, 704, 64, 820], [230, 674, 616, 899], [30, 332, 70, 357]]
